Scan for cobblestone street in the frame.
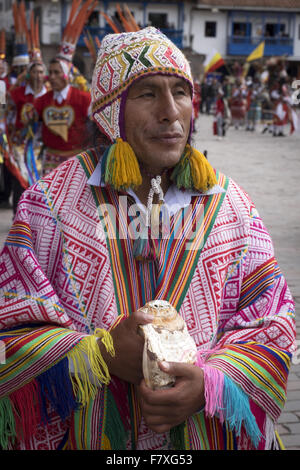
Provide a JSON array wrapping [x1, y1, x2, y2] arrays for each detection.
[[193, 114, 300, 450], [0, 113, 299, 450]]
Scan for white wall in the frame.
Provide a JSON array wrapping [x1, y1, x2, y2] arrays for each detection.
[[99, 1, 144, 28], [0, 8, 13, 31], [40, 1, 61, 45], [294, 14, 300, 59], [100, 2, 178, 30], [144, 3, 178, 29], [189, 9, 228, 57]]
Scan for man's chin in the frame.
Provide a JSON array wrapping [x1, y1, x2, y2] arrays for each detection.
[[150, 153, 184, 172]]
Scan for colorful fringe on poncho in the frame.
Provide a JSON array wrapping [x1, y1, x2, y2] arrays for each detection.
[[0, 148, 296, 450]]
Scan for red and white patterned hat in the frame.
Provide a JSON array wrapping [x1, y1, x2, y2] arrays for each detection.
[[56, 0, 97, 76], [91, 27, 194, 142]]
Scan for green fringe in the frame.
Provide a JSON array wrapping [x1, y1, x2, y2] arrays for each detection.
[[0, 396, 16, 449], [104, 387, 128, 450], [170, 422, 186, 450], [171, 152, 193, 190]]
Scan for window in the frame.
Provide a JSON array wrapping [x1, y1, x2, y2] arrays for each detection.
[[205, 21, 217, 37], [5, 0, 11, 11], [265, 23, 285, 37], [232, 22, 252, 37], [88, 11, 99, 27], [148, 13, 168, 29]]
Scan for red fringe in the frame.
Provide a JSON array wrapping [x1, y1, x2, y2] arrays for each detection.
[[10, 379, 41, 444], [250, 400, 267, 450]]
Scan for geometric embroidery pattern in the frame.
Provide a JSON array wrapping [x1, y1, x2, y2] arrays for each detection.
[[0, 153, 296, 450]]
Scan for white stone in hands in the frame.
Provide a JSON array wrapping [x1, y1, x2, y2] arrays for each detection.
[[139, 300, 197, 390]]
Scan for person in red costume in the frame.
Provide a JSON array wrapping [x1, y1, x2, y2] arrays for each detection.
[[9, 63, 47, 133], [213, 88, 229, 140], [0, 34, 12, 209], [34, 58, 91, 175], [271, 90, 290, 137], [6, 62, 47, 213]]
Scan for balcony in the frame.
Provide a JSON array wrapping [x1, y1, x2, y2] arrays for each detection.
[[227, 36, 293, 57], [77, 26, 183, 50]]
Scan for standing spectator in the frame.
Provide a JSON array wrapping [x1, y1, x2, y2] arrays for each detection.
[[271, 91, 290, 137], [245, 79, 262, 132], [213, 88, 227, 140], [229, 78, 247, 129]]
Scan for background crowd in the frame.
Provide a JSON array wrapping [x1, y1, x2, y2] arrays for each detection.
[[193, 57, 299, 140], [0, 2, 299, 214]]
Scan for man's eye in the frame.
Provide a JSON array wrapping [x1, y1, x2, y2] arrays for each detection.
[[174, 89, 187, 96], [139, 92, 154, 98]]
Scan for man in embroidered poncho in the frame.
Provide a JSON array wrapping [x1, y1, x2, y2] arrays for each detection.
[[0, 27, 296, 450]]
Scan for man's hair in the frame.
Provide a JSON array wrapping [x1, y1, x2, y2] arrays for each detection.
[[49, 58, 63, 67], [28, 62, 44, 72]]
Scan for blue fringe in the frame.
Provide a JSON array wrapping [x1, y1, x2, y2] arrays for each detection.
[[223, 375, 261, 448], [37, 357, 78, 423]]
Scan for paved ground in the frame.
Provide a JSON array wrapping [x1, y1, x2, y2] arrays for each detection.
[[192, 114, 300, 450], [0, 114, 299, 449]]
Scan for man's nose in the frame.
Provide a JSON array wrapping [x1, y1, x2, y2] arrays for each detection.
[[157, 91, 180, 122]]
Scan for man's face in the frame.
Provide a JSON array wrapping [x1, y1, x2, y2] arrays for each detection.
[[124, 75, 193, 173], [49, 62, 68, 92], [29, 64, 44, 88]]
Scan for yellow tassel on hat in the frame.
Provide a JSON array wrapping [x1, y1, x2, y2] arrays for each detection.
[[103, 138, 142, 190], [171, 144, 217, 192]]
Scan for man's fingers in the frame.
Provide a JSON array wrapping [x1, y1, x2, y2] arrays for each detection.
[[130, 309, 154, 327], [138, 379, 180, 407], [159, 360, 196, 379]]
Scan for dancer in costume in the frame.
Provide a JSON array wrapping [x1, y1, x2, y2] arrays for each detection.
[[34, 59, 91, 175], [213, 88, 228, 140], [245, 78, 262, 132], [0, 27, 296, 451], [271, 90, 291, 137], [34, 0, 94, 175], [229, 77, 247, 129], [0, 29, 13, 208], [6, 3, 47, 213]]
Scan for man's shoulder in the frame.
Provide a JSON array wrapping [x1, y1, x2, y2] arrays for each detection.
[[69, 86, 91, 109], [222, 174, 254, 213], [9, 84, 26, 100], [35, 89, 53, 105], [69, 86, 90, 98]]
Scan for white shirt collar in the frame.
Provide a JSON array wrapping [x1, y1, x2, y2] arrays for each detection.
[[53, 84, 70, 104], [87, 159, 225, 216], [25, 83, 47, 98]]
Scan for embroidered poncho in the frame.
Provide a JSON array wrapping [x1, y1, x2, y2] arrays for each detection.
[[0, 148, 296, 450]]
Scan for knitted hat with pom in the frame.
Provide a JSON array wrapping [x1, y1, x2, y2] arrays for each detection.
[[91, 27, 194, 142]]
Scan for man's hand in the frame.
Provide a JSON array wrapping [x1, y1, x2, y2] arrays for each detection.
[[137, 361, 205, 433], [98, 310, 153, 385], [15, 70, 27, 87]]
